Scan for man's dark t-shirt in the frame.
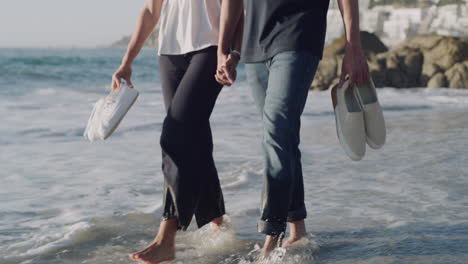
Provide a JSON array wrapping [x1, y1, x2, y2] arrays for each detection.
[[241, 0, 330, 63]]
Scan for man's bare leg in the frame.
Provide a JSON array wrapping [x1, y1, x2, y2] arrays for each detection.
[[260, 235, 280, 259], [129, 218, 177, 264], [282, 220, 306, 247]]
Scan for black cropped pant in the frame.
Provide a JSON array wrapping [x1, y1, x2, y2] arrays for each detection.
[[158, 46, 225, 230]]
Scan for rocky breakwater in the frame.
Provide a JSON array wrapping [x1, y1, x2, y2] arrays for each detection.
[[311, 32, 468, 90]]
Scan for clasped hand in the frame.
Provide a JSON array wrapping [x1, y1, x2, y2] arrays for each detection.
[[215, 52, 240, 86]]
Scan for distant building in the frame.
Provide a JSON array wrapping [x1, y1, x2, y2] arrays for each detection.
[[382, 8, 427, 39], [326, 1, 468, 46], [428, 4, 468, 36]]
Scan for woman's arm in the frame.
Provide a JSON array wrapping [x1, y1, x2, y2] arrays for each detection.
[[112, 0, 164, 88], [216, 0, 244, 86], [337, 0, 369, 88]]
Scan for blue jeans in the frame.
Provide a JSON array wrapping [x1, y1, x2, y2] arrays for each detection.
[[245, 51, 320, 236]]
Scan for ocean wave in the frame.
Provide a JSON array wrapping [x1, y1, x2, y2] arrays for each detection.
[[428, 95, 468, 105], [118, 122, 162, 134], [382, 105, 432, 111], [0, 48, 159, 96], [0, 212, 160, 264], [225, 235, 320, 264], [4, 56, 88, 66], [221, 169, 262, 190], [15, 127, 84, 139], [1, 221, 93, 263], [1, 212, 256, 264]]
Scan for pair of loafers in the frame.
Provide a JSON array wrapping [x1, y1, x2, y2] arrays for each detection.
[[331, 78, 386, 161]]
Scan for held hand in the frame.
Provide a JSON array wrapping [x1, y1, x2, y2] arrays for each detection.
[[215, 52, 240, 86], [112, 64, 134, 89], [339, 44, 370, 88]]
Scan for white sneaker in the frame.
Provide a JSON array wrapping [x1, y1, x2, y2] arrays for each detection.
[[354, 78, 386, 149], [331, 80, 366, 161], [84, 82, 139, 141]]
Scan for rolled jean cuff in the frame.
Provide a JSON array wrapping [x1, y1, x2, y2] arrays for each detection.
[[257, 220, 287, 237], [287, 205, 307, 222]]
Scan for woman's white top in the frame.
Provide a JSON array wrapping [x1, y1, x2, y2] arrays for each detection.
[[157, 0, 221, 55]]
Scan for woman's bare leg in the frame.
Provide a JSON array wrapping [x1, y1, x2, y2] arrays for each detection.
[[210, 215, 224, 232], [282, 220, 306, 247]]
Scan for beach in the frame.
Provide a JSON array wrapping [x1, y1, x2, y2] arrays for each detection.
[[1, 48, 468, 264]]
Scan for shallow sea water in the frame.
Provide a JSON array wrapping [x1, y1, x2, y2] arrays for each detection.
[[1, 49, 468, 264]]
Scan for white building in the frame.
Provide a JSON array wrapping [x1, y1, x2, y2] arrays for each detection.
[[326, 2, 468, 46], [360, 8, 391, 35], [428, 4, 468, 36], [326, 10, 345, 44], [382, 8, 426, 39]]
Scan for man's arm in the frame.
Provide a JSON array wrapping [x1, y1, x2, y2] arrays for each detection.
[[337, 0, 369, 87], [216, 0, 244, 86], [231, 11, 244, 54], [112, 0, 164, 88], [218, 0, 243, 55]]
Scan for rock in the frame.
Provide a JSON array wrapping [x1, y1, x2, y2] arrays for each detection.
[[421, 63, 442, 86], [383, 47, 423, 87], [386, 69, 408, 88], [427, 73, 448, 88], [368, 57, 386, 87], [323, 31, 388, 58], [329, 78, 340, 91], [385, 51, 399, 69], [425, 37, 468, 70], [314, 34, 468, 90], [336, 55, 344, 78], [311, 57, 338, 90], [400, 35, 468, 70], [399, 48, 423, 87], [445, 62, 468, 89], [402, 35, 444, 50], [422, 63, 441, 78], [385, 51, 406, 88], [323, 37, 346, 58]]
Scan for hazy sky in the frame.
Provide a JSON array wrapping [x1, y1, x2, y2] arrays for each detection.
[[0, 0, 142, 47]]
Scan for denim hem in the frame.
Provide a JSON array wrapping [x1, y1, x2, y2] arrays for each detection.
[[287, 205, 307, 222], [257, 220, 287, 236]]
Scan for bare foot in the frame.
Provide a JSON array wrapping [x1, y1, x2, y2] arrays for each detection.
[[282, 220, 306, 248], [129, 218, 177, 264], [282, 236, 305, 248], [260, 235, 281, 259], [129, 239, 175, 264], [210, 216, 224, 232], [129, 238, 157, 260]]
